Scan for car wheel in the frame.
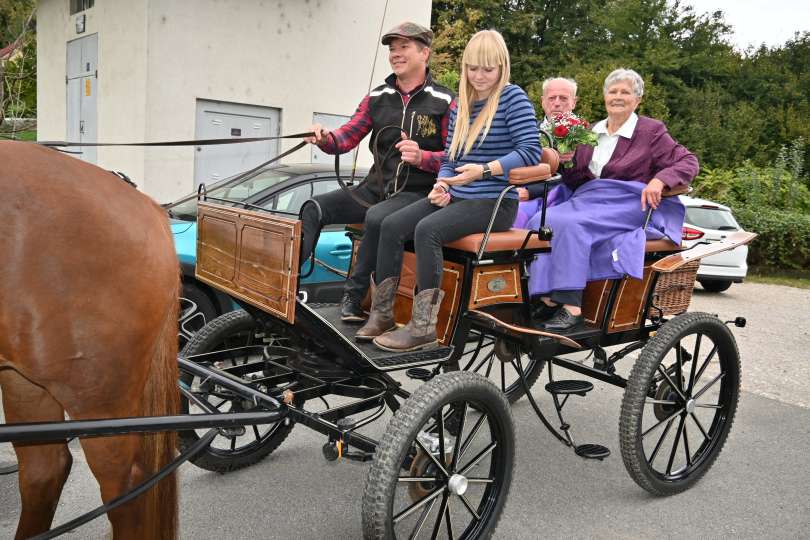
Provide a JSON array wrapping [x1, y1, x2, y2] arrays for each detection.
[[179, 282, 219, 347], [698, 280, 732, 293]]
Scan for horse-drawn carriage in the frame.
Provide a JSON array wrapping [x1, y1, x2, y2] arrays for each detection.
[[0, 140, 756, 539]]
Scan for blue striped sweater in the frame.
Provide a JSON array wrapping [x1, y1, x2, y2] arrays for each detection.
[[439, 84, 541, 200]]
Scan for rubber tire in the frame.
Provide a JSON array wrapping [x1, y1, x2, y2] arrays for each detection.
[[178, 282, 219, 348], [619, 312, 740, 496], [362, 371, 515, 539], [698, 279, 733, 293], [178, 310, 295, 473], [459, 334, 545, 404]]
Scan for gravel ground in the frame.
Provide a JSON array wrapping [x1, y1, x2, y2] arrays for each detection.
[[2, 280, 809, 538]]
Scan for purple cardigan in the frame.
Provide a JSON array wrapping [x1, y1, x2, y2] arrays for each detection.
[[562, 115, 699, 191]]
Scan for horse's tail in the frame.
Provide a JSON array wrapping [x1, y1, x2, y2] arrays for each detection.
[[138, 282, 180, 539]]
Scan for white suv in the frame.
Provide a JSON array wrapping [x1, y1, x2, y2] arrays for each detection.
[[680, 196, 749, 293]]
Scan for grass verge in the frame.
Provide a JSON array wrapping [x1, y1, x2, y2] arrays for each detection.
[[746, 266, 810, 289]]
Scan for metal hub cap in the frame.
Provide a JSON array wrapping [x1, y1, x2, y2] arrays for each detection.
[[685, 399, 696, 414], [448, 474, 469, 496]]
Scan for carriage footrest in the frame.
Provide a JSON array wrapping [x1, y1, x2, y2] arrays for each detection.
[[373, 347, 454, 368], [574, 444, 610, 460], [545, 380, 594, 396]]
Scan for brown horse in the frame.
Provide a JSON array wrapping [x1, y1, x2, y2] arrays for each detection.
[[0, 141, 180, 539]]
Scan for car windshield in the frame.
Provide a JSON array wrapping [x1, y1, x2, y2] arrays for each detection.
[[684, 207, 739, 231], [167, 170, 292, 220]]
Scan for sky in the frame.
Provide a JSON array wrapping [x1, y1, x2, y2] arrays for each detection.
[[680, 0, 809, 51]]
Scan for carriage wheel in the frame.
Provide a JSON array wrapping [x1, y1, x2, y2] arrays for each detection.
[[362, 371, 515, 539], [458, 330, 545, 404], [619, 312, 740, 496], [178, 309, 299, 473]]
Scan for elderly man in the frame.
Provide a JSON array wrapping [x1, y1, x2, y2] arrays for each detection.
[[515, 77, 578, 216], [302, 22, 455, 322]]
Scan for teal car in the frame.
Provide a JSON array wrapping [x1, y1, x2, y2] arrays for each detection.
[[167, 164, 366, 345]]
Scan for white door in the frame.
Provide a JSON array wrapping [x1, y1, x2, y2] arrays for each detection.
[[194, 100, 281, 188], [66, 34, 98, 163]]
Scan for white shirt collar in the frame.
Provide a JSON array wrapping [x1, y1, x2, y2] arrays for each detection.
[[592, 112, 638, 139]]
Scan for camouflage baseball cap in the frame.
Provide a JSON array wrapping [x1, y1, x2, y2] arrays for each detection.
[[381, 21, 433, 47]]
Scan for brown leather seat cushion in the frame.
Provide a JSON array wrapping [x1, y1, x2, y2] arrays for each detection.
[[348, 224, 681, 254], [445, 229, 682, 254]]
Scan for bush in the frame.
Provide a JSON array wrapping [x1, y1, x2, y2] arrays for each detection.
[[734, 207, 810, 270]]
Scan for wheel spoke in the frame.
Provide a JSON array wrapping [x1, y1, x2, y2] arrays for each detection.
[[642, 406, 685, 438], [398, 477, 439, 483], [665, 415, 687, 475], [644, 399, 678, 406], [437, 407, 447, 469], [408, 494, 439, 540], [657, 365, 688, 401], [689, 413, 711, 443], [675, 340, 685, 392], [647, 417, 675, 465], [682, 422, 692, 467], [693, 371, 725, 401], [471, 351, 493, 376], [458, 493, 482, 521], [449, 402, 468, 472], [695, 403, 723, 409], [213, 398, 229, 410], [457, 413, 488, 464], [444, 500, 454, 540], [230, 436, 236, 451], [483, 354, 495, 379], [253, 425, 261, 441], [414, 438, 450, 478], [429, 493, 449, 540], [393, 486, 445, 524], [500, 361, 506, 393], [458, 441, 497, 476], [687, 334, 702, 393], [465, 477, 495, 484], [692, 344, 718, 389]]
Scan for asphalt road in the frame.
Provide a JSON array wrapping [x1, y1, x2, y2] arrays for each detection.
[[2, 281, 809, 539]]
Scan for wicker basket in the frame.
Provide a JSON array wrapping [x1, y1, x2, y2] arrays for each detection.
[[648, 260, 700, 317]]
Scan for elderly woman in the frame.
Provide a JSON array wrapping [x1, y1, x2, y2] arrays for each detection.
[[531, 68, 698, 331]]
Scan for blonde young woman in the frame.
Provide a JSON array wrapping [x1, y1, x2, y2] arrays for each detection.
[[354, 29, 541, 351]]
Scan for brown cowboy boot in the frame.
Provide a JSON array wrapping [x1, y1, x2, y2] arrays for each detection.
[[373, 288, 445, 352], [355, 276, 399, 342]]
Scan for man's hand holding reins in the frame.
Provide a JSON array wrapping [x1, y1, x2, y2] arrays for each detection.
[[305, 124, 331, 145], [396, 132, 423, 166]]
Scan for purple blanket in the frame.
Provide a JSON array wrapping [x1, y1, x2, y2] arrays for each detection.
[[527, 179, 685, 296]]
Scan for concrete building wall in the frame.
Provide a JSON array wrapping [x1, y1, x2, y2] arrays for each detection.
[[36, 0, 432, 202]]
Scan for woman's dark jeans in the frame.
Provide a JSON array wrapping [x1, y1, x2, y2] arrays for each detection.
[[376, 197, 518, 291]]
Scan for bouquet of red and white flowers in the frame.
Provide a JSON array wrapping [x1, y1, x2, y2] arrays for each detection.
[[548, 112, 598, 167]]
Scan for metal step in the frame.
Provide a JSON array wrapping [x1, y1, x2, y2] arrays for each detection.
[[574, 443, 610, 460], [545, 379, 594, 396]]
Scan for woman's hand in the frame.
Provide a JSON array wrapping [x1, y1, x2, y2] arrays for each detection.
[[641, 178, 666, 210], [517, 187, 529, 201], [428, 182, 451, 207], [442, 163, 484, 186]]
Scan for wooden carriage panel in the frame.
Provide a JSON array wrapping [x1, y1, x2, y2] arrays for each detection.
[[467, 264, 522, 309], [394, 252, 464, 345], [607, 266, 654, 333], [196, 201, 301, 324], [581, 279, 612, 326]]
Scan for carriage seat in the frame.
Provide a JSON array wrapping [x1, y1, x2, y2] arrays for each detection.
[[444, 231, 682, 255]]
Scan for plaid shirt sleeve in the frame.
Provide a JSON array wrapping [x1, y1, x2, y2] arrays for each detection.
[[417, 98, 456, 173], [316, 95, 373, 154]]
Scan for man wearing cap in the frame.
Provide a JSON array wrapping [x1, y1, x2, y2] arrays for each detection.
[[302, 21, 455, 323]]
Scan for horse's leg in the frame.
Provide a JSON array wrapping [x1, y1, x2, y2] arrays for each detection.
[[0, 368, 73, 540], [77, 434, 148, 539]]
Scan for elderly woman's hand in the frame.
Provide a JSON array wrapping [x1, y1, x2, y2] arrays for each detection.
[[641, 178, 666, 210]]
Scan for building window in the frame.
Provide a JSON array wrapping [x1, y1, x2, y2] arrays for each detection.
[[70, 0, 95, 15]]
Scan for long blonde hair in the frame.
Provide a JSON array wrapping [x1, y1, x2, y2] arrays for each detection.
[[448, 30, 511, 159]]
